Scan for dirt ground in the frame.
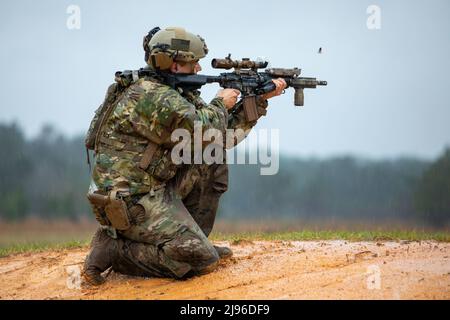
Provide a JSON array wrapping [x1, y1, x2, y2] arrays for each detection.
[[0, 240, 449, 300]]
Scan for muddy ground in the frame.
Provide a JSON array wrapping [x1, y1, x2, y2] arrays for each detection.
[[0, 240, 449, 300]]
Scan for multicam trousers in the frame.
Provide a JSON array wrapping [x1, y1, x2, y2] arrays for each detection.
[[110, 163, 228, 279]]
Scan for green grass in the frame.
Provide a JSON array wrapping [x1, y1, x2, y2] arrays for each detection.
[[0, 240, 90, 258], [210, 230, 450, 243]]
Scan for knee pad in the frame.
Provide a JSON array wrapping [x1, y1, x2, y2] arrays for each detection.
[[162, 229, 219, 269]]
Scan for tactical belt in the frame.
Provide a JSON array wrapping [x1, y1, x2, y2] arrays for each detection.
[[87, 182, 166, 229]]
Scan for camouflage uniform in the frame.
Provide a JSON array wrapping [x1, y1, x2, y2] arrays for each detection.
[[86, 74, 268, 279]]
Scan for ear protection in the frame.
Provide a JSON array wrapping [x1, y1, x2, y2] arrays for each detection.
[[143, 27, 175, 70], [149, 48, 175, 70]]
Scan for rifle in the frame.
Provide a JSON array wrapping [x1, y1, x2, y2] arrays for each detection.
[[116, 54, 327, 122]]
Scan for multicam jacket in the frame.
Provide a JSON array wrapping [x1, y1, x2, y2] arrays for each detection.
[[91, 76, 268, 196]]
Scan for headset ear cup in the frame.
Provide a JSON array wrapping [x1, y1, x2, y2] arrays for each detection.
[[149, 52, 173, 70]]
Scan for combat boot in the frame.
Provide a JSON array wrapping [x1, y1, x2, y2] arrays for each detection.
[[214, 245, 233, 259], [195, 260, 219, 275], [83, 227, 116, 285]]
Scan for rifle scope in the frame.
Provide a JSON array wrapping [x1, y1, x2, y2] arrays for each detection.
[[211, 57, 268, 70]]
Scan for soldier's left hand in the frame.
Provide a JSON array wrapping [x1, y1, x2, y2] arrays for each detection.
[[261, 78, 287, 100]]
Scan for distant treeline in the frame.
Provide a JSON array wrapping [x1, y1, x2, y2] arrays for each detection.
[[0, 122, 449, 227]]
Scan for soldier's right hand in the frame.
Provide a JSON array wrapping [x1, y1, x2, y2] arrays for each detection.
[[216, 89, 240, 109]]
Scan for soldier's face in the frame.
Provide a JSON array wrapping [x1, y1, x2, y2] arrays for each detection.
[[172, 61, 202, 74]]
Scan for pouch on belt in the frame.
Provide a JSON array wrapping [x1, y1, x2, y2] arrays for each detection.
[[87, 188, 131, 230]]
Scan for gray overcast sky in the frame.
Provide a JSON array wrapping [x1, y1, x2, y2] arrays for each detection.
[[1, 0, 449, 159]]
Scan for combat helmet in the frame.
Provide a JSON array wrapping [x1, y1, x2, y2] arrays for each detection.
[[143, 26, 208, 70]]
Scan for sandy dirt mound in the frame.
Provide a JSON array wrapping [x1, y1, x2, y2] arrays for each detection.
[[0, 240, 449, 300]]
